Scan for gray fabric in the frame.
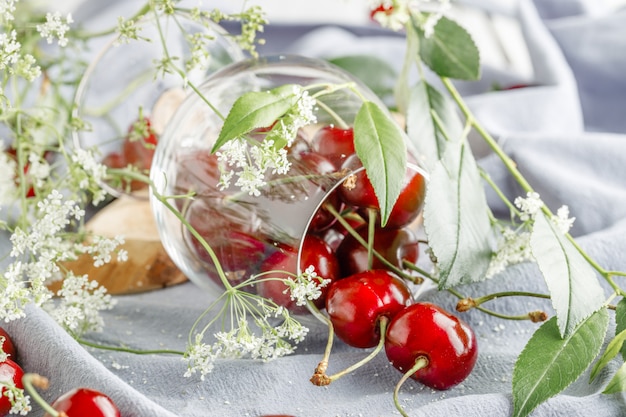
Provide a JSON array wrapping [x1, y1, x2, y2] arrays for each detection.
[[5, 0, 626, 415]]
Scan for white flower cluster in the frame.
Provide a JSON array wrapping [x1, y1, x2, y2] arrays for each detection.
[[70, 148, 109, 205], [370, 0, 450, 37], [183, 297, 309, 380], [216, 86, 317, 196], [0, 0, 16, 22], [0, 335, 7, 362], [1, 190, 123, 326], [287, 265, 331, 307], [0, 147, 18, 205], [0, 29, 40, 81], [486, 192, 576, 278], [0, 381, 31, 415], [45, 273, 115, 336], [36, 11, 73, 47]]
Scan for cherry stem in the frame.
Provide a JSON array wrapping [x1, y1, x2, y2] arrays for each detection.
[[367, 208, 377, 270], [314, 316, 389, 386], [21, 373, 61, 417], [393, 356, 429, 417]]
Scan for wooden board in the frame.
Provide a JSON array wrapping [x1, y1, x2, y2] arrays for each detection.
[[53, 192, 187, 295]]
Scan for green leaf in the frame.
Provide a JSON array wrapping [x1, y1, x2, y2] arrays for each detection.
[[406, 80, 464, 171], [328, 55, 397, 102], [353, 101, 407, 227], [422, 138, 493, 288], [615, 298, 626, 359], [530, 212, 606, 337], [415, 15, 480, 81], [212, 84, 298, 152], [603, 362, 626, 394], [512, 309, 609, 417], [590, 328, 626, 382]]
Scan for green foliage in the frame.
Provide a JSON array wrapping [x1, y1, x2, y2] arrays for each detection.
[[212, 84, 298, 152], [328, 55, 397, 104], [406, 79, 463, 171], [530, 213, 606, 337], [353, 101, 407, 227], [414, 15, 481, 81], [512, 309, 609, 417], [422, 137, 494, 289]]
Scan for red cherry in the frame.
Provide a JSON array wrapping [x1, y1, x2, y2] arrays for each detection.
[[185, 198, 267, 288], [122, 117, 158, 172], [257, 234, 340, 314], [320, 210, 366, 251], [0, 359, 24, 416], [335, 224, 419, 277], [325, 270, 413, 348], [174, 149, 222, 196], [338, 154, 426, 228], [385, 302, 478, 390], [370, 3, 394, 21], [44, 387, 121, 417], [0, 327, 16, 361], [311, 126, 355, 170]]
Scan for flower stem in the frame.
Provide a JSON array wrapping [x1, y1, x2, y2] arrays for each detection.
[[76, 337, 185, 356]]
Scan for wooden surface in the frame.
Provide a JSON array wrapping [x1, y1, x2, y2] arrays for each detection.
[[54, 192, 188, 295]]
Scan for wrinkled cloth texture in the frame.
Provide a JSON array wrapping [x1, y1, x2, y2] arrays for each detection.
[[5, 0, 626, 416]]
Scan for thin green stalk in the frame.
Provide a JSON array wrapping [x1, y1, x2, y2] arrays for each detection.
[[77, 337, 185, 356]]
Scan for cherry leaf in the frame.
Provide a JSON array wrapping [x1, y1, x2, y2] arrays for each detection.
[[353, 101, 407, 227], [212, 84, 298, 153], [422, 138, 493, 289], [406, 79, 464, 171], [602, 362, 626, 394], [414, 15, 480, 81], [328, 55, 397, 103], [512, 309, 609, 417], [615, 298, 626, 359], [590, 328, 626, 382], [530, 212, 606, 337]]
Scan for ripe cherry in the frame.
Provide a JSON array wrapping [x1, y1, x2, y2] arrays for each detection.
[[44, 387, 121, 417], [0, 327, 16, 360], [185, 198, 267, 288], [320, 210, 366, 251], [122, 116, 158, 172], [335, 224, 419, 278], [339, 154, 426, 229], [310, 125, 355, 170], [0, 359, 25, 416], [385, 302, 478, 391], [325, 270, 413, 348], [257, 234, 340, 314]]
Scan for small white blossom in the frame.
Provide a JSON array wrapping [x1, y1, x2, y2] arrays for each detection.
[[0, 0, 17, 22], [514, 191, 543, 221], [36, 12, 73, 47], [183, 334, 218, 380], [79, 235, 126, 267], [0, 29, 20, 69], [552, 205, 575, 234], [0, 148, 18, 204], [71, 148, 107, 189], [27, 152, 51, 187], [370, 0, 450, 36], [0, 381, 31, 415], [287, 266, 331, 307], [486, 228, 533, 278], [0, 336, 8, 361], [45, 273, 116, 336]]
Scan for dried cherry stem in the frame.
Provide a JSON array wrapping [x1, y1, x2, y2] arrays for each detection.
[[393, 356, 429, 417], [311, 317, 389, 386], [21, 373, 65, 417], [310, 312, 335, 386]]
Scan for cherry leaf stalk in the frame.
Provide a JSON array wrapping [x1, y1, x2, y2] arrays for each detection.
[[353, 101, 407, 227], [530, 212, 606, 337], [615, 298, 626, 359], [512, 309, 609, 417]]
